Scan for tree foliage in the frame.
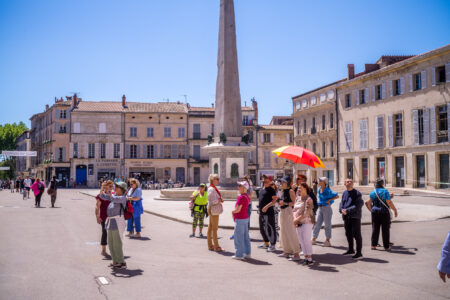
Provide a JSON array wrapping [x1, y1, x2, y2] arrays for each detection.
[[0, 122, 28, 152]]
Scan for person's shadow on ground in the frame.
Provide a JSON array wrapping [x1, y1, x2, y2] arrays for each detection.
[[111, 268, 144, 278], [313, 253, 389, 266]]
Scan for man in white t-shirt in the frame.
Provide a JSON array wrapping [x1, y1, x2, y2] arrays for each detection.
[[24, 176, 32, 199]]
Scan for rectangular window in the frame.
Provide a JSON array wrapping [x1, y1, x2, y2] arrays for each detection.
[[359, 119, 368, 150], [394, 113, 403, 147], [178, 145, 185, 158], [59, 124, 67, 133], [345, 121, 352, 152], [164, 145, 171, 158], [263, 133, 271, 143], [193, 124, 200, 139], [311, 117, 316, 134], [248, 130, 254, 143], [147, 145, 154, 158], [130, 145, 137, 158], [114, 144, 120, 158], [312, 143, 317, 155], [73, 143, 78, 158], [330, 140, 334, 157], [264, 150, 271, 168], [88, 143, 95, 158], [296, 121, 300, 135], [439, 154, 449, 189], [303, 120, 306, 134], [413, 73, 422, 91], [418, 109, 424, 145], [345, 94, 351, 108], [437, 105, 448, 143], [147, 127, 154, 138], [322, 115, 326, 131], [243, 115, 249, 126], [99, 123, 106, 134], [330, 113, 334, 129], [100, 143, 106, 158], [130, 127, 137, 137], [178, 127, 185, 138], [359, 89, 366, 104], [193, 145, 201, 160], [322, 142, 326, 158], [211, 124, 214, 136], [164, 127, 171, 138], [58, 147, 63, 162], [393, 80, 401, 96], [375, 84, 382, 100], [60, 110, 67, 119], [436, 66, 446, 83], [88, 164, 94, 176], [376, 116, 385, 149]]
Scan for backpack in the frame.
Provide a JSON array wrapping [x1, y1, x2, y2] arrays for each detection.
[[120, 200, 133, 220], [38, 182, 45, 192]]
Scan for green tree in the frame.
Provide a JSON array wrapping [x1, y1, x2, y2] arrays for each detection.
[[0, 122, 29, 179]]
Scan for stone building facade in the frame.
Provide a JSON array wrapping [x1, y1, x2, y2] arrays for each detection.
[[15, 130, 31, 176], [337, 44, 450, 190], [29, 97, 72, 185], [292, 81, 341, 186]]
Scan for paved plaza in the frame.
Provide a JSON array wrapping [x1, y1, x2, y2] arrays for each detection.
[[0, 189, 449, 300]]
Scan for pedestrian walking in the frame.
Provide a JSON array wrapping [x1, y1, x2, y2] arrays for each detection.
[[277, 176, 301, 261], [96, 180, 112, 256], [24, 176, 32, 199], [312, 177, 338, 247], [207, 174, 224, 252], [339, 178, 363, 259], [125, 178, 144, 239], [365, 178, 398, 251], [293, 183, 315, 265], [99, 181, 128, 269], [438, 231, 450, 282], [231, 181, 251, 260], [30, 178, 45, 207], [258, 175, 278, 252], [47, 176, 58, 208], [189, 183, 208, 238]]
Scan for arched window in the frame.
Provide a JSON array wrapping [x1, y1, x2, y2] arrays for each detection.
[[213, 163, 219, 174], [231, 163, 239, 178]]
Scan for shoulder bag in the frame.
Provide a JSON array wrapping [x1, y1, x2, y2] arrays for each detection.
[[374, 189, 393, 220]]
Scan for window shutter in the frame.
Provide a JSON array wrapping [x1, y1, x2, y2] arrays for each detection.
[[381, 82, 386, 99], [84, 143, 89, 158], [409, 74, 413, 92], [356, 90, 360, 105], [359, 119, 367, 150], [400, 77, 405, 94], [185, 144, 189, 158], [431, 67, 436, 86], [389, 80, 393, 97], [371, 85, 375, 101], [55, 122, 59, 133], [286, 133, 290, 143], [447, 103, 450, 142], [136, 144, 141, 158], [260, 133, 264, 143], [95, 143, 100, 158], [429, 106, 436, 144], [125, 144, 130, 159], [388, 115, 393, 147], [55, 109, 59, 119], [364, 88, 369, 103], [69, 143, 74, 158], [412, 110, 419, 146], [160, 144, 164, 158], [423, 109, 430, 145], [421, 70, 427, 89], [446, 63, 450, 83], [66, 109, 70, 119], [375, 116, 382, 149], [62, 148, 66, 162], [270, 133, 274, 143], [171, 144, 177, 159], [345, 121, 352, 152]]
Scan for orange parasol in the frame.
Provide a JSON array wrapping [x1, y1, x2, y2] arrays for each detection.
[[272, 145, 325, 169]]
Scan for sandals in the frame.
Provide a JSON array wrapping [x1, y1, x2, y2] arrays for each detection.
[[208, 247, 215, 251], [214, 247, 224, 252]]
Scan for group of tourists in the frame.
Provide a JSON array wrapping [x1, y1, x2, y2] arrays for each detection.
[[188, 172, 400, 264], [2, 175, 59, 207], [95, 178, 144, 269]]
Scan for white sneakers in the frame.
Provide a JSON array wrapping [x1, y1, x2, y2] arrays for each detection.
[[266, 245, 276, 252], [323, 240, 331, 247]]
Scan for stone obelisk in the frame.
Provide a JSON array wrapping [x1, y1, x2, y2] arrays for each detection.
[[205, 0, 253, 187]]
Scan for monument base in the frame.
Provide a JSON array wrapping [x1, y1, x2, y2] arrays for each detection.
[[204, 142, 254, 188]]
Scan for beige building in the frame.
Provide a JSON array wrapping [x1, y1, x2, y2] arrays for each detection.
[[15, 130, 31, 176], [292, 82, 341, 186], [29, 97, 72, 185], [337, 44, 450, 190]]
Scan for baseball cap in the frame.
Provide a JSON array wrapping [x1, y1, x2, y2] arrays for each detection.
[[262, 174, 274, 181], [199, 183, 206, 188], [115, 181, 128, 191], [237, 181, 250, 190]]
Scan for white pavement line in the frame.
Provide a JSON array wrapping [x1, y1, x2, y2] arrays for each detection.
[[97, 277, 109, 285]]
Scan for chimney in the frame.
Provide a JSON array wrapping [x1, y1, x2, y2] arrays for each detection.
[[244, 101, 247, 107], [73, 93, 78, 105], [60, 97, 63, 102], [211, 103, 214, 108], [122, 95, 126, 107], [347, 64, 355, 80]]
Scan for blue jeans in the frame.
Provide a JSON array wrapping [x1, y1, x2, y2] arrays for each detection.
[[313, 205, 333, 239], [234, 218, 251, 258], [127, 214, 142, 233]]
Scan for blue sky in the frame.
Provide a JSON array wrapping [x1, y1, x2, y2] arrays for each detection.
[[0, 0, 449, 126]]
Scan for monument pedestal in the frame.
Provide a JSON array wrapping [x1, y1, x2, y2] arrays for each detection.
[[205, 140, 254, 188]]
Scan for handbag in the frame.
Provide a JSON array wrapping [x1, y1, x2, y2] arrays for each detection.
[[209, 185, 223, 216], [374, 189, 393, 220]]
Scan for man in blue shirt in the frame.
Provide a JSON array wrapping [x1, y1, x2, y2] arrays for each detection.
[[339, 178, 363, 259], [438, 231, 450, 282]]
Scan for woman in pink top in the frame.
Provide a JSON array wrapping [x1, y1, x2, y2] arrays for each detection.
[[30, 178, 46, 207], [231, 181, 251, 260], [293, 183, 315, 265]]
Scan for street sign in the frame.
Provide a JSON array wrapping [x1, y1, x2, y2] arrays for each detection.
[[0, 167, 11, 170], [1, 151, 37, 157]]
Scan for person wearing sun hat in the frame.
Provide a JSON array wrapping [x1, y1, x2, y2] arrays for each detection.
[[231, 180, 251, 260], [99, 181, 129, 269]]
